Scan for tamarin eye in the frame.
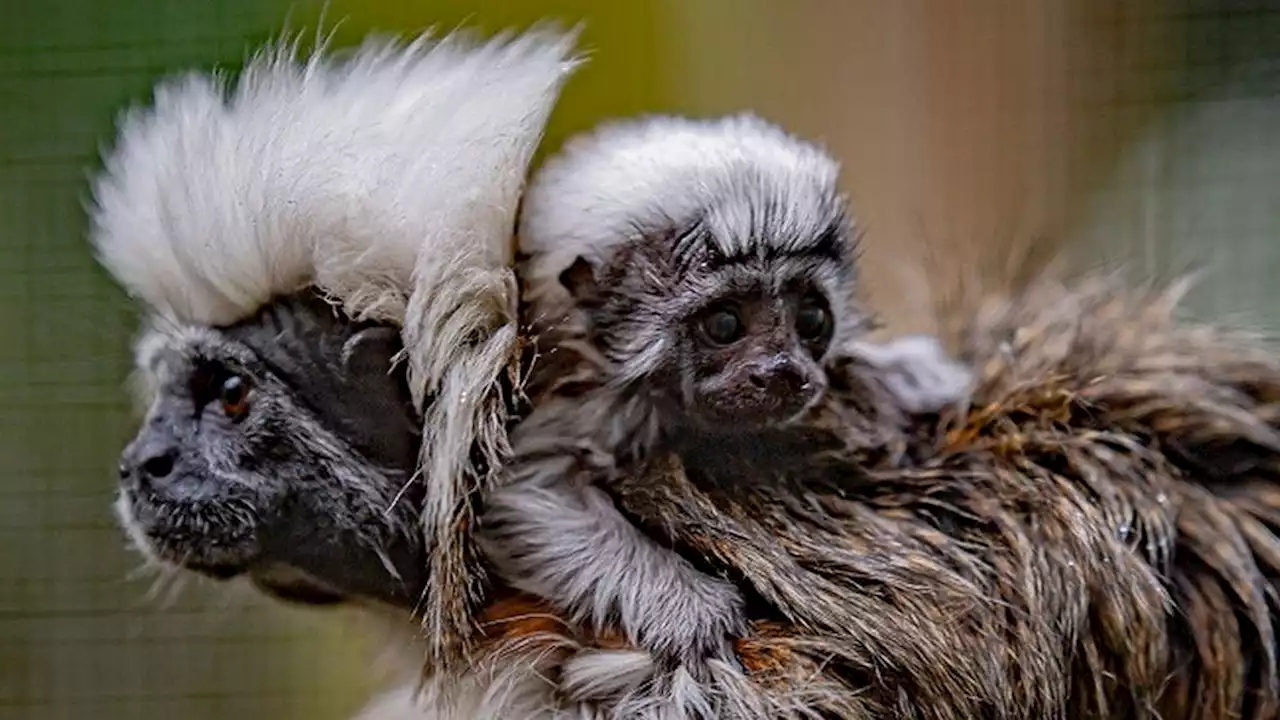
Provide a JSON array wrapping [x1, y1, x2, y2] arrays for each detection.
[[219, 374, 251, 420], [699, 307, 745, 345], [795, 301, 832, 342]]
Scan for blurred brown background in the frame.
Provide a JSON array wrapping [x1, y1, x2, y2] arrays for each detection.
[[2, 1, 1277, 718]]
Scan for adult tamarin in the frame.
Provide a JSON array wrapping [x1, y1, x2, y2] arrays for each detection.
[[89, 23, 579, 686]]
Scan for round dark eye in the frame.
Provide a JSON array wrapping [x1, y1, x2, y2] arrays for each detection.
[[699, 307, 745, 345], [219, 374, 251, 419], [795, 301, 832, 342]]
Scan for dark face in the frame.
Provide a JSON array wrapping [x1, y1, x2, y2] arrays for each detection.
[[560, 222, 848, 431], [117, 291, 426, 608], [681, 284, 832, 425]]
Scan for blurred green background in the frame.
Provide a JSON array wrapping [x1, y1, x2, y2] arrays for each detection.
[[1, 1, 1277, 718]]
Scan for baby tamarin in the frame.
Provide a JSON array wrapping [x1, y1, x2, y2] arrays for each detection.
[[479, 113, 973, 704]]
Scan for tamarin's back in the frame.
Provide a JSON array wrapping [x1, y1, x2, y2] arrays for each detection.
[[435, 257, 1280, 720]]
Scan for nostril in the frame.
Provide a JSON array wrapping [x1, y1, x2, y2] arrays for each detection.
[[142, 453, 175, 479], [748, 373, 769, 390]]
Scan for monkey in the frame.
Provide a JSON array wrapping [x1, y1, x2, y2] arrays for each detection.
[[477, 113, 975, 714], [86, 23, 580, 711]]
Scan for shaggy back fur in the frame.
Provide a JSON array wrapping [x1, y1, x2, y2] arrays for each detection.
[[88, 27, 581, 664], [399, 269, 1280, 719]]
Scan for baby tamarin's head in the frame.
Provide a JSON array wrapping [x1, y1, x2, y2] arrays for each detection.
[[519, 114, 869, 431]]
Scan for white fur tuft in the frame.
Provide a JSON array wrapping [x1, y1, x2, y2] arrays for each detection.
[[90, 27, 579, 329], [518, 113, 844, 314]]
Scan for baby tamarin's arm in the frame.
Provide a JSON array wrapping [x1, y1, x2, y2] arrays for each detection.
[[479, 432, 745, 672]]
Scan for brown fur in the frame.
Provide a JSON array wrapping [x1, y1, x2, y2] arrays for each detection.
[[464, 270, 1280, 719]]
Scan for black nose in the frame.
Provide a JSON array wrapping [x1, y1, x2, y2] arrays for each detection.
[[746, 357, 806, 395], [120, 446, 177, 484]]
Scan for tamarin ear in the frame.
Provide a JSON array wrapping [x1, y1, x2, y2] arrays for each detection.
[[342, 326, 403, 379], [559, 256, 599, 302]]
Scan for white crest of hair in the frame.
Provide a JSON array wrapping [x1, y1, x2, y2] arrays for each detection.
[[518, 113, 845, 318], [90, 25, 578, 330]]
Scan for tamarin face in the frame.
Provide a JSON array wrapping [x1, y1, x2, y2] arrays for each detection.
[[116, 291, 426, 608], [560, 211, 859, 431], [682, 280, 834, 424]]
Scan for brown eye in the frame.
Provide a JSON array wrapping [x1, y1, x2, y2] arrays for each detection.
[[795, 300, 832, 342], [699, 307, 745, 345], [219, 374, 251, 419]]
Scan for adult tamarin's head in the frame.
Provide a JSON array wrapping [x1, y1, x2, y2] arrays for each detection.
[[89, 26, 579, 656]]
